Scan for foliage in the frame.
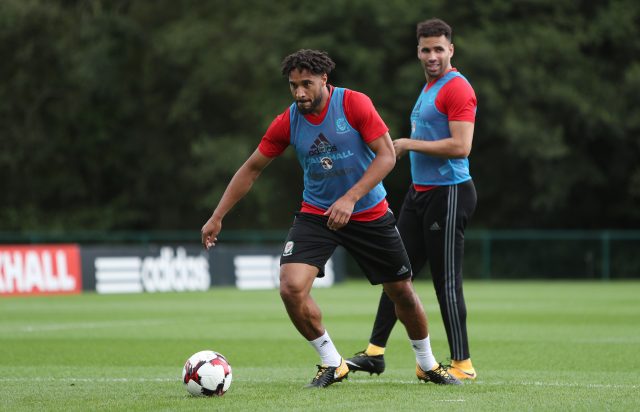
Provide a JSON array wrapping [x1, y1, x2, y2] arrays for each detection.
[[1, 0, 638, 231]]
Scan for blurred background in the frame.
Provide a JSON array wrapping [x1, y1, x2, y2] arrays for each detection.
[[1, 0, 639, 280]]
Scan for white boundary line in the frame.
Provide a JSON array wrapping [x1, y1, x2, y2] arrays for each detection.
[[2, 319, 168, 333], [0, 377, 179, 383], [0, 377, 637, 389]]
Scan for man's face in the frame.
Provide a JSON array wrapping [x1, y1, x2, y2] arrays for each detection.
[[288, 68, 327, 115], [417, 35, 454, 80]]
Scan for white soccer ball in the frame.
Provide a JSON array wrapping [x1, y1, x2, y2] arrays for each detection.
[[182, 350, 232, 396]]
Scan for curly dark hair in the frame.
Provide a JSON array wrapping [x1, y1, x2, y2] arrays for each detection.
[[416, 18, 452, 42], [281, 49, 336, 76]]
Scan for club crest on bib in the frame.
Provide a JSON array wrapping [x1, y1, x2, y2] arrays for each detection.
[[335, 117, 348, 134]]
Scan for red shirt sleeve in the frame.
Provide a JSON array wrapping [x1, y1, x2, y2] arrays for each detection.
[[435, 75, 477, 122], [343, 89, 389, 143], [258, 108, 291, 157]]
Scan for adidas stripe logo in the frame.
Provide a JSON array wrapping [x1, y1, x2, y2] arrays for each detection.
[[396, 265, 409, 275]]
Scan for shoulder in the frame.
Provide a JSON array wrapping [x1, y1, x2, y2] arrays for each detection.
[[438, 72, 476, 107], [342, 88, 378, 118], [343, 88, 374, 106], [435, 72, 477, 120], [340, 88, 388, 142], [442, 72, 475, 97], [268, 107, 292, 130], [259, 107, 292, 157]]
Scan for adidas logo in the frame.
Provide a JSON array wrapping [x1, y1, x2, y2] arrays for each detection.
[[430, 222, 441, 231], [319, 340, 329, 348], [396, 265, 409, 275], [308, 133, 337, 155]]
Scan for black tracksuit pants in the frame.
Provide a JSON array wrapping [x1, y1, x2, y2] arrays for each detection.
[[370, 179, 477, 360]]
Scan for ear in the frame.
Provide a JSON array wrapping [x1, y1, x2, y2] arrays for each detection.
[[321, 73, 328, 85], [450, 43, 455, 58]]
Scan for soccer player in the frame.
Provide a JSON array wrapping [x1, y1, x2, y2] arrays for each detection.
[[201, 49, 460, 388], [346, 18, 479, 381]]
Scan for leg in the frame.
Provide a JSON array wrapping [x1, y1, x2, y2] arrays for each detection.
[[278, 214, 349, 387], [369, 292, 396, 346], [381, 278, 426, 340], [346, 202, 426, 374], [369, 188, 427, 347], [338, 212, 459, 384], [279, 262, 323, 340], [426, 181, 476, 361], [383, 278, 461, 385]]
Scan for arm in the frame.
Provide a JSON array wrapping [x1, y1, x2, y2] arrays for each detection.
[[393, 120, 474, 159], [201, 149, 274, 249], [324, 132, 395, 230]]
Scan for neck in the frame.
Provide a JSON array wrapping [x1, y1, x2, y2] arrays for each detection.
[[312, 85, 331, 115], [426, 67, 452, 83]]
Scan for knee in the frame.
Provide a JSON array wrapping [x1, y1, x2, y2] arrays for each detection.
[[383, 281, 420, 309], [279, 272, 306, 305], [279, 277, 298, 304], [278, 263, 317, 306]]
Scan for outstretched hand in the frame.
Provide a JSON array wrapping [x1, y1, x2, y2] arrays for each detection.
[[201, 216, 222, 250]]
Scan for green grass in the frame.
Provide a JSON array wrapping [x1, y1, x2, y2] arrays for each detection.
[[1, 280, 639, 411]]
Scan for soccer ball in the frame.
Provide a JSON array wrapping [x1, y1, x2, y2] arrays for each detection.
[[182, 350, 232, 396]]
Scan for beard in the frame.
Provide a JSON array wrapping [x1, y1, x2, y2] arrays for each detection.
[[296, 94, 323, 115]]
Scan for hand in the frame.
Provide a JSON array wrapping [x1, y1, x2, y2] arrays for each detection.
[[201, 216, 222, 250], [324, 195, 356, 231], [393, 138, 411, 159]]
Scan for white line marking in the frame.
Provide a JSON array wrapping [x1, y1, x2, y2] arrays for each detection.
[[11, 319, 167, 333], [349, 379, 639, 389], [0, 377, 179, 383], [0, 377, 636, 389]]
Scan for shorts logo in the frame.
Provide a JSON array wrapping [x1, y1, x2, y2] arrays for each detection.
[[282, 241, 294, 257], [396, 265, 410, 275]]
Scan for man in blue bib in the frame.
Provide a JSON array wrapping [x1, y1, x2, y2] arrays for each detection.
[[346, 18, 479, 382], [201, 49, 460, 388]]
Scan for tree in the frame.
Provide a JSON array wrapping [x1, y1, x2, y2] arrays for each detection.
[[1, 0, 638, 232]]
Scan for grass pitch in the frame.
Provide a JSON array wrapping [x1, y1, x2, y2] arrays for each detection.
[[1, 280, 639, 411]]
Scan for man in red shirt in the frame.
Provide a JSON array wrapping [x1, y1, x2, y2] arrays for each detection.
[[201, 49, 460, 388], [347, 18, 479, 381]]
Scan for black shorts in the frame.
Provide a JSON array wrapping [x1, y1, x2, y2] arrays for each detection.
[[280, 211, 412, 285]]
